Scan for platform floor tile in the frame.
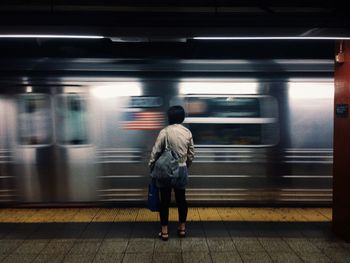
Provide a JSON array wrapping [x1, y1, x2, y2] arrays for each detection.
[[98, 240, 128, 254], [232, 237, 266, 253], [153, 252, 183, 263], [125, 238, 155, 253], [310, 238, 343, 251], [211, 251, 243, 263], [207, 237, 236, 252], [181, 237, 209, 252], [0, 240, 23, 254], [92, 253, 123, 263], [2, 253, 39, 263], [62, 253, 96, 263], [122, 253, 153, 263], [298, 252, 332, 263], [268, 252, 303, 263], [321, 247, 350, 263], [154, 238, 181, 253], [342, 242, 350, 251], [68, 241, 102, 255], [182, 251, 212, 263], [284, 238, 322, 256], [32, 253, 66, 263], [239, 251, 273, 263], [258, 237, 292, 253], [40, 240, 75, 254], [13, 240, 49, 254], [0, 255, 7, 262]]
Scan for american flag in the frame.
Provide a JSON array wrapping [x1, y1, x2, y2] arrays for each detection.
[[121, 111, 165, 130]]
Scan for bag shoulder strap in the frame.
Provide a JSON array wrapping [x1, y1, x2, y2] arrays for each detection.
[[164, 128, 169, 150]]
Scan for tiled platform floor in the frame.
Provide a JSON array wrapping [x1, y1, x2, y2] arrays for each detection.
[[0, 208, 349, 263]]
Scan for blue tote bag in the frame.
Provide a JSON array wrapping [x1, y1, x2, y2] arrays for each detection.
[[147, 179, 160, 212]]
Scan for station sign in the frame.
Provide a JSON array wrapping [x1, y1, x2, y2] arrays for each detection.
[[336, 104, 349, 118]]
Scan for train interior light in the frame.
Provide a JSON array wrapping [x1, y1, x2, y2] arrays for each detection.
[[90, 83, 142, 98], [179, 82, 258, 95], [288, 82, 334, 99]]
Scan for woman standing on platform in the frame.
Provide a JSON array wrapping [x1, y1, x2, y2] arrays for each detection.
[[149, 105, 195, 241]]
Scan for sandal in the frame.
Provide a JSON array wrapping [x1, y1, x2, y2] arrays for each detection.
[[177, 228, 186, 238], [158, 231, 169, 241]]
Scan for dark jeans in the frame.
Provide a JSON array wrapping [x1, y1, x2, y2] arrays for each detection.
[[159, 187, 188, 226]]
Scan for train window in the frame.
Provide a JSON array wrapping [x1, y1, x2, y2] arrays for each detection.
[[55, 94, 88, 145], [189, 124, 261, 145], [183, 95, 279, 146], [17, 94, 52, 145], [186, 97, 260, 118]]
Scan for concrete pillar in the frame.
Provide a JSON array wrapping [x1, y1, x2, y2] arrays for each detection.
[[333, 40, 350, 241]]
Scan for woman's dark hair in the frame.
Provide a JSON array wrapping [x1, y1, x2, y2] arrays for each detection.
[[167, 105, 185, 124]]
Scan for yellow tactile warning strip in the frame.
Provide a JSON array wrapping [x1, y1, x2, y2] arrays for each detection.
[[0, 207, 332, 223]]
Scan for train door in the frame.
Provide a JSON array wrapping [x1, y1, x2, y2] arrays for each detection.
[[0, 96, 16, 203], [15, 93, 54, 203], [54, 92, 96, 202], [91, 86, 146, 202], [90, 82, 165, 203]]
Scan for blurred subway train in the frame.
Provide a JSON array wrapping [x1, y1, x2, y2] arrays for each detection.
[[0, 67, 334, 206]]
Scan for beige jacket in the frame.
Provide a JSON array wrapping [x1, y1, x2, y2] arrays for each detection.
[[149, 124, 195, 168]]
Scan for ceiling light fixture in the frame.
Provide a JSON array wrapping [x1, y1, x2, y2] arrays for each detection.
[[193, 36, 350, 40], [0, 34, 104, 39]]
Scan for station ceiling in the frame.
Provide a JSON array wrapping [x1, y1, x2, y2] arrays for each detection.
[[0, 1, 342, 77], [0, 1, 348, 39]]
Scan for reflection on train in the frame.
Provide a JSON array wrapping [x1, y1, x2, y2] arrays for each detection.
[[0, 78, 333, 205], [18, 95, 52, 145], [56, 95, 88, 145]]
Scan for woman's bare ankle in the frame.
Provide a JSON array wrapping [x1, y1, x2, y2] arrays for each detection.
[[161, 225, 168, 234], [179, 223, 186, 230]]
